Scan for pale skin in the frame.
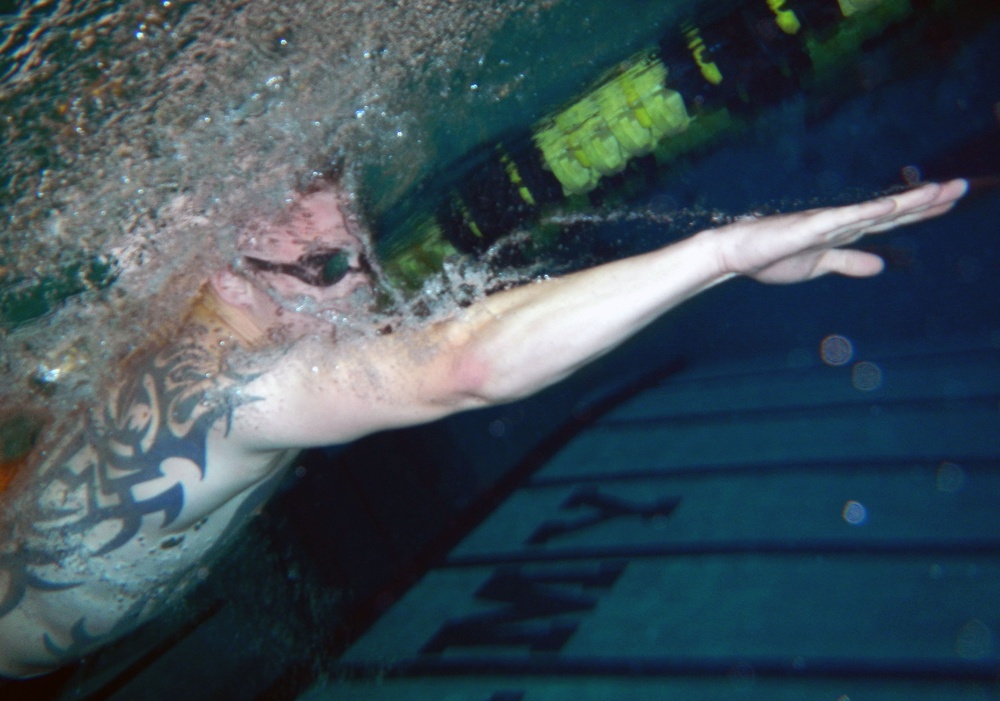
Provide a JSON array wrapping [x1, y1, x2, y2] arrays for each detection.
[[0, 178, 967, 677]]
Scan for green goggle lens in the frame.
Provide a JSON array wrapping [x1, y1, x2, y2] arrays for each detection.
[[320, 250, 352, 285]]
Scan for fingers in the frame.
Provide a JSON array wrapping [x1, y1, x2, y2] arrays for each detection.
[[866, 199, 958, 233], [930, 177, 969, 202], [714, 179, 965, 282], [812, 179, 967, 278], [871, 178, 966, 221], [867, 179, 967, 232], [817, 248, 885, 278], [809, 179, 967, 240]]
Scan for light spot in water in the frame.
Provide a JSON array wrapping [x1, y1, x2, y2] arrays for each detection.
[[956, 619, 994, 660], [842, 500, 867, 525], [851, 361, 882, 391], [936, 461, 965, 493], [901, 164, 921, 185], [820, 334, 853, 366]]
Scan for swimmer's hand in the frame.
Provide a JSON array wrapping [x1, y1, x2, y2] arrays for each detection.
[[710, 179, 968, 284]]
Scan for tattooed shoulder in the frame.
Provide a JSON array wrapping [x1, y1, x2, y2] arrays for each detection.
[[0, 335, 266, 673]]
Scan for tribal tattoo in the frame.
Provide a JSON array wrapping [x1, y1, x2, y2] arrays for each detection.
[[0, 336, 259, 661]]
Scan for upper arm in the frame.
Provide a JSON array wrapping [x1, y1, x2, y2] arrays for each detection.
[[228, 321, 489, 451]]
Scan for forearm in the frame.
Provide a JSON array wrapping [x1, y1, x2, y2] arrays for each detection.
[[454, 230, 731, 403]]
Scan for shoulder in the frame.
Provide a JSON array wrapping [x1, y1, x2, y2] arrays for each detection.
[[0, 334, 294, 675], [105, 334, 287, 510], [226, 320, 482, 451]]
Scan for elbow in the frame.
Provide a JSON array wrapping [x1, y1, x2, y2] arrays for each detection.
[[429, 317, 526, 410], [448, 347, 510, 409]]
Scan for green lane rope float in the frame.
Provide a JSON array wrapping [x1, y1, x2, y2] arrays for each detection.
[[534, 56, 690, 197], [375, 0, 984, 290]]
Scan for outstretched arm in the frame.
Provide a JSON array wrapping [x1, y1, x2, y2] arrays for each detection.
[[233, 180, 967, 449], [451, 179, 967, 402]]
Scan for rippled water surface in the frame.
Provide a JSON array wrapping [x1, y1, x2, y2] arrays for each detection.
[[2, 0, 713, 416]]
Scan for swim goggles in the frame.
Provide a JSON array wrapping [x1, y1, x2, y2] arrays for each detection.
[[243, 248, 369, 287]]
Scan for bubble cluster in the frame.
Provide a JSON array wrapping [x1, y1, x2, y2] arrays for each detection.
[[2, 0, 544, 416]]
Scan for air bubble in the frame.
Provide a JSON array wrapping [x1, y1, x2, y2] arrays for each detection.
[[956, 619, 994, 660], [851, 361, 882, 391], [901, 164, 921, 185], [936, 462, 965, 493], [820, 335, 854, 366], [842, 500, 867, 525]]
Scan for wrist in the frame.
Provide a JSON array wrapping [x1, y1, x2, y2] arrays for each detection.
[[690, 228, 740, 289]]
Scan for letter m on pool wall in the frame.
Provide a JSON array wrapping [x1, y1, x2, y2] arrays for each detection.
[[420, 561, 627, 654]]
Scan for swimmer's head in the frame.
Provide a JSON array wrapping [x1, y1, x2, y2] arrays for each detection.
[[208, 185, 374, 343]]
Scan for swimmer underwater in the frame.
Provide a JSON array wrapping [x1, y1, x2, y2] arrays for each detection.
[[0, 177, 968, 678]]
